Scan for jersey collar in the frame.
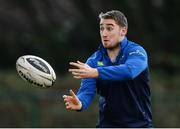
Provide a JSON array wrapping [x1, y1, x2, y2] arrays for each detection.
[[99, 36, 128, 55]]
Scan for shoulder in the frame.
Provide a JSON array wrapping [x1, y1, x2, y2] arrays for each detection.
[[86, 50, 103, 67], [125, 40, 148, 57]]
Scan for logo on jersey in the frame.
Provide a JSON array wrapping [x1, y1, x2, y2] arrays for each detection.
[[97, 61, 104, 66], [129, 50, 145, 56]]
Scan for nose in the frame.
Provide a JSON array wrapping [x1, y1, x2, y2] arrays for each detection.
[[101, 29, 108, 37]]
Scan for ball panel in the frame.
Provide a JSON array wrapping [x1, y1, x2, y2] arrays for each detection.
[[16, 55, 56, 88], [26, 57, 50, 74]]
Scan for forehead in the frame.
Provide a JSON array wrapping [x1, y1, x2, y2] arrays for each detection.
[[100, 19, 117, 26]]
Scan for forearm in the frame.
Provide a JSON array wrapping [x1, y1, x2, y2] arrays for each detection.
[[97, 64, 132, 81], [97, 59, 147, 81], [76, 78, 96, 111]]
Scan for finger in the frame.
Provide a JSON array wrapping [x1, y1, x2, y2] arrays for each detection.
[[72, 72, 80, 76], [66, 105, 72, 110], [63, 95, 72, 99], [69, 69, 84, 73], [72, 72, 85, 77], [69, 62, 84, 69], [64, 96, 73, 102], [69, 69, 78, 72], [64, 98, 71, 102], [65, 102, 69, 106], [77, 61, 84, 65], [73, 76, 82, 79], [63, 95, 67, 98], [77, 61, 90, 68], [69, 89, 77, 99]]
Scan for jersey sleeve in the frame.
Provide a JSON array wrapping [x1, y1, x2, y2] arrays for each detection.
[[76, 58, 96, 111], [97, 46, 148, 81]]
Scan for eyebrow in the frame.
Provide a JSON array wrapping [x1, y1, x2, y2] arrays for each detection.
[[100, 23, 114, 26]]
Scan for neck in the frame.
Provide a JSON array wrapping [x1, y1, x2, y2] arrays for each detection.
[[106, 37, 124, 62], [107, 46, 120, 63]]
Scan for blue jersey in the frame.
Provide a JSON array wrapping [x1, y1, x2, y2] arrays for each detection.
[[77, 37, 152, 127]]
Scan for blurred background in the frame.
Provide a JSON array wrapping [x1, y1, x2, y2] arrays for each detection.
[[0, 0, 180, 127]]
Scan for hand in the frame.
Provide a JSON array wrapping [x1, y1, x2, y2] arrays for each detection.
[[63, 89, 82, 110], [69, 61, 99, 79]]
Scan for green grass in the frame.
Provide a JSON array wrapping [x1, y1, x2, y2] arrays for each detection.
[[0, 69, 180, 127]]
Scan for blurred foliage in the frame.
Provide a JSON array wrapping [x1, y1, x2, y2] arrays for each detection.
[[0, 0, 180, 127]]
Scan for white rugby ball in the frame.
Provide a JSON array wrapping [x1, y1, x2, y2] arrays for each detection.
[[16, 55, 56, 88]]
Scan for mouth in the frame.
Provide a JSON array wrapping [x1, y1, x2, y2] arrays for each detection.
[[102, 40, 110, 47], [103, 39, 109, 42]]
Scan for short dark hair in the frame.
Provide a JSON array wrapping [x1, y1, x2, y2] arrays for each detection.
[[99, 10, 128, 28]]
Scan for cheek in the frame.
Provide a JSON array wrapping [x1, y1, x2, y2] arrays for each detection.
[[110, 33, 119, 42]]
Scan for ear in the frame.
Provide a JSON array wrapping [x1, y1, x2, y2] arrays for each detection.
[[120, 27, 127, 36]]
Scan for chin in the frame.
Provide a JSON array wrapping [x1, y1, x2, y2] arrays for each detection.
[[103, 45, 113, 50], [103, 44, 119, 50], [103, 44, 110, 48], [102, 42, 111, 47]]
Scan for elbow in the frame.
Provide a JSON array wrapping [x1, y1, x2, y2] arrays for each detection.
[[126, 65, 139, 80], [126, 70, 135, 80]]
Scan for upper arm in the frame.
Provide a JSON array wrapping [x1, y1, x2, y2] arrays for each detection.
[[125, 46, 148, 78], [97, 45, 148, 80]]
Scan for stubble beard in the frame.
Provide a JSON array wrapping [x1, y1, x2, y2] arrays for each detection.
[[104, 42, 120, 51]]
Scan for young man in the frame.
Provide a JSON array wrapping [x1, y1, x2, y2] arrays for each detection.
[[63, 10, 153, 128]]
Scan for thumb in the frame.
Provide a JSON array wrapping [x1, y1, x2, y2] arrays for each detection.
[[69, 89, 77, 99], [77, 61, 84, 65], [69, 89, 81, 105]]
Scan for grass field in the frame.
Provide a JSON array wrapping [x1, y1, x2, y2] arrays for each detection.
[[0, 69, 180, 127]]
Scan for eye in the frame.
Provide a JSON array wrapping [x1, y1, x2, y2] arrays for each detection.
[[100, 26, 104, 31], [100, 27, 104, 31], [106, 26, 113, 31]]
